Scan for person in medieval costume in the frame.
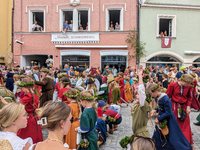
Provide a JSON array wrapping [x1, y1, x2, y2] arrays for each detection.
[[32, 65, 42, 98], [6, 68, 14, 91], [28, 68, 54, 107], [190, 68, 200, 111], [0, 70, 4, 85], [17, 78, 43, 143], [13, 74, 21, 102], [88, 68, 100, 94], [166, 74, 194, 145], [98, 76, 109, 102], [131, 69, 151, 140], [118, 72, 129, 105], [125, 77, 134, 102], [150, 83, 192, 150], [75, 70, 86, 95]]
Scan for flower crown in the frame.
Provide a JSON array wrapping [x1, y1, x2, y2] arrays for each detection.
[[181, 75, 194, 87], [151, 84, 160, 92], [145, 94, 152, 103], [63, 93, 77, 98], [58, 74, 68, 78], [61, 81, 71, 84], [40, 69, 49, 73], [190, 73, 196, 78], [79, 96, 94, 100], [17, 82, 35, 87]]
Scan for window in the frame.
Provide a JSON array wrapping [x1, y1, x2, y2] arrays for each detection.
[[29, 10, 45, 32], [78, 10, 88, 30], [60, 8, 89, 31], [62, 55, 90, 68], [157, 15, 176, 37], [106, 8, 123, 31]]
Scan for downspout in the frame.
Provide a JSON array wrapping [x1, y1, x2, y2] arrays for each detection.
[[137, 0, 141, 68], [12, 0, 14, 53]]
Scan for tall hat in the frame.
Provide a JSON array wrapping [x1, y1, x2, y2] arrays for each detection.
[[107, 74, 115, 84]]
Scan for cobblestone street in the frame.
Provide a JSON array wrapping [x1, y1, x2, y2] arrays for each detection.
[[42, 103, 200, 150], [99, 103, 200, 150]]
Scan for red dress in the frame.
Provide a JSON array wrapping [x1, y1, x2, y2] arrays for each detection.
[[166, 82, 193, 144], [55, 82, 61, 92], [17, 93, 43, 143], [58, 87, 71, 104], [119, 78, 128, 103], [191, 80, 200, 110], [108, 88, 112, 105]]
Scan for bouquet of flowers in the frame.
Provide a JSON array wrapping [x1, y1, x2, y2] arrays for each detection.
[[108, 116, 116, 122], [80, 138, 90, 149]]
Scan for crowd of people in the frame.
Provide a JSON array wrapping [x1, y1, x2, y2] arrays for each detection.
[[0, 63, 200, 150]]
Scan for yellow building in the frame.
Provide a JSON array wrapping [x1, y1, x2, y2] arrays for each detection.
[[0, 0, 13, 64]]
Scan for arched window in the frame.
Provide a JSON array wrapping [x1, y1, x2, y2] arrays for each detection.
[[193, 58, 200, 67]]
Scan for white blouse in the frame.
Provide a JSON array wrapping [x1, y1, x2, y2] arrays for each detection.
[[0, 131, 33, 150]]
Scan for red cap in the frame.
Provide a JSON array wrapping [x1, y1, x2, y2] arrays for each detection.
[[89, 68, 97, 75], [102, 76, 107, 83]]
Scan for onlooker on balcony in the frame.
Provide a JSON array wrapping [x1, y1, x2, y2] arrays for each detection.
[[62, 20, 70, 33], [86, 22, 88, 30], [69, 20, 73, 31], [31, 21, 43, 32], [159, 31, 165, 37], [109, 24, 114, 30], [115, 22, 120, 30]]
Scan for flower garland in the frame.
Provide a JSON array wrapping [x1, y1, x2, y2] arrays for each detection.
[[108, 116, 116, 122], [79, 96, 94, 100], [151, 84, 160, 92], [40, 69, 49, 73], [63, 93, 77, 98], [17, 82, 35, 87], [181, 75, 194, 87], [119, 136, 132, 148], [160, 119, 167, 129], [143, 70, 149, 74], [57, 74, 68, 79]]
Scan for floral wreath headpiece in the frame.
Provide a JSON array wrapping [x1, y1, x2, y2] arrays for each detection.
[[40, 69, 49, 73], [145, 94, 152, 103], [181, 75, 194, 87], [58, 74, 68, 78], [151, 84, 160, 92], [17, 82, 35, 87], [63, 93, 77, 98], [61, 81, 71, 84], [190, 73, 196, 78], [79, 96, 94, 101]]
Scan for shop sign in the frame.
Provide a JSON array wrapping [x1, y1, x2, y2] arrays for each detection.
[[51, 32, 99, 44]]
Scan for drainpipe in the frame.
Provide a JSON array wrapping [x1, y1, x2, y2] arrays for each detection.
[[12, 0, 14, 53], [137, 0, 141, 68]]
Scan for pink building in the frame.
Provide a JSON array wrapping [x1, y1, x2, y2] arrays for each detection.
[[13, 0, 137, 71]]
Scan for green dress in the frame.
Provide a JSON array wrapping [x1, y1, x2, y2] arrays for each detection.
[[131, 101, 152, 140], [78, 107, 98, 150], [110, 87, 121, 104]]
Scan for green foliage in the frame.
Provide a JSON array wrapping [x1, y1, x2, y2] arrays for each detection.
[[145, 94, 152, 103], [17, 82, 35, 87], [125, 29, 146, 60], [178, 108, 182, 115], [160, 119, 167, 129], [119, 136, 132, 148], [108, 116, 116, 122], [80, 138, 90, 148]]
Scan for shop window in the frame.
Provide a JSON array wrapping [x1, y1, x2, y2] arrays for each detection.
[[78, 10, 88, 30], [61, 9, 89, 31], [106, 8, 123, 31], [30, 10, 45, 32], [157, 15, 176, 37]]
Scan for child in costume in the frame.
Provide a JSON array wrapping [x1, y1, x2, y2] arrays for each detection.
[[150, 83, 192, 150], [75, 70, 86, 94], [95, 107, 107, 147], [131, 69, 151, 139], [98, 100, 122, 134], [125, 77, 134, 102], [58, 77, 71, 104], [190, 69, 200, 111], [86, 77, 98, 99], [118, 72, 128, 104], [107, 74, 121, 105], [17, 78, 43, 143], [13, 74, 21, 102], [166, 74, 194, 145], [63, 89, 81, 149], [98, 76, 109, 102], [75, 90, 98, 150]]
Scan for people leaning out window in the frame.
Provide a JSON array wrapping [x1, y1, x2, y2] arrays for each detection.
[[109, 24, 114, 30], [62, 20, 70, 33], [159, 31, 165, 37], [32, 21, 43, 32], [115, 22, 120, 30]]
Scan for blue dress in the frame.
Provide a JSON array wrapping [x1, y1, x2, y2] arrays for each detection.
[[95, 118, 107, 143], [152, 93, 192, 150], [6, 72, 14, 91]]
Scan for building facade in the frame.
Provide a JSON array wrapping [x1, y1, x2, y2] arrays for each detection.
[[140, 0, 200, 68], [13, 0, 137, 71], [0, 0, 13, 64]]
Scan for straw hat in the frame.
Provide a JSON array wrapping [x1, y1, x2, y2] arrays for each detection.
[[107, 74, 115, 84]]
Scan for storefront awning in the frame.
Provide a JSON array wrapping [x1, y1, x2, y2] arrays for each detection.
[[55, 45, 128, 48]]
